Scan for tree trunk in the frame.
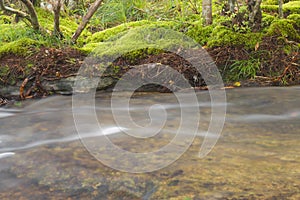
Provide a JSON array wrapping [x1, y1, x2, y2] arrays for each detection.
[[20, 0, 40, 30], [30, 0, 40, 7], [72, 0, 103, 43], [278, 0, 283, 18], [228, 0, 236, 12], [53, 0, 62, 37], [202, 0, 212, 25], [247, 0, 262, 31]]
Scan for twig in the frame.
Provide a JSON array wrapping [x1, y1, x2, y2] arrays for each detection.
[[0, 0, 30, 20], [20, 77, 29, 99]]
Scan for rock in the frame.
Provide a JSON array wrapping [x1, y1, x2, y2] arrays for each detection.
[[43, 76, 115, 95]]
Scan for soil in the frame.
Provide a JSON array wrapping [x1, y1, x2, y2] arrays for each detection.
[[0, 35, 299, 106]]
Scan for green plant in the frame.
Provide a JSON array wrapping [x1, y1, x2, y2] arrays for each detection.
[[229, 58, 261, 80], [92, 0, 148, 29]]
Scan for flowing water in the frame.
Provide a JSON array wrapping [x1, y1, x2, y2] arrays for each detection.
[[0, 87, 299, 199]]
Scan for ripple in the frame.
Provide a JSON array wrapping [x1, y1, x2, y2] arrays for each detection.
[[0, 152, 15, 159]]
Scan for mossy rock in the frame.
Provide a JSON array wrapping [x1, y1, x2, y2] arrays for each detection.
[[86, 20, 178, 44], [207, 26, 262, 49], [82, 26, 197, 60], [267, 19, 300, 41], [0, 38, 42, 57]]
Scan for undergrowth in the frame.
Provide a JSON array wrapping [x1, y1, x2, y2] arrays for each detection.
[[0, 0, 299, 82]]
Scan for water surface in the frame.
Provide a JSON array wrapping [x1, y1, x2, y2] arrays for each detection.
[[0, 87, 299, 199]]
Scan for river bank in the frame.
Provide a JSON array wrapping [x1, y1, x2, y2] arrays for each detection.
[[0, 39, 299, 106], [0, 1, 299, 105]]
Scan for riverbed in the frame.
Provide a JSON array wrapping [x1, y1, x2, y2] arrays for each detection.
[[0, 87, 299, 199]]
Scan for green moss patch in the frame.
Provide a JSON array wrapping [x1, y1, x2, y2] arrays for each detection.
[[283, 1, 300, 14], [267, 19, 300, 41], [0, 38, 42, 57], [207, 26, 262, 49], [86, 20, 178, 43], [186, 21, 214, 46], [287, 14, 300, 27], [261, 1, 300, 14], [82, 25, 197, 60]]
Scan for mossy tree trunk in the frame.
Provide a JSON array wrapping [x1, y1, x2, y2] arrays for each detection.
[[202, 0, 212, 25]]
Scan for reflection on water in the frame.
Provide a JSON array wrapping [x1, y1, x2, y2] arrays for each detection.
[[0, 87, 299, 199]]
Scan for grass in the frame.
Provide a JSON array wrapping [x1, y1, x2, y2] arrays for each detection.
[[229, 58, 261, 80]]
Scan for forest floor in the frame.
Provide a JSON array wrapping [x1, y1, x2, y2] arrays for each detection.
[[0, 34, 299, 106]]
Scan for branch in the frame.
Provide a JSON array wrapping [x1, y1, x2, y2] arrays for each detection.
[[19, 0, 40, 30], [72, 0, 103, 43], [0, 0, 30, 20], [0, 0, 40, 30], [248, 0, 262, 26]]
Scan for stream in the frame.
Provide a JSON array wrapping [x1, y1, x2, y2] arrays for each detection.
[[0, 86, 299, 199]]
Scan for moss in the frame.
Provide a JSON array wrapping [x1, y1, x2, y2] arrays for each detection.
[[86, 20, 149, 43], [0, 24, 35, 43], [283, 1, 300, 14], [207, 26, 262, 49], [35, 7, 90, 45], [261, 1, 300, 14], [0, 15, 13, 24], [267, 19, 300, 41], [85, 20, 178, 43], [35, 8, 54, 31], [262, 14, 276, 28], [261, 5, 279, 13], [81, 25, 197, 60], [262, 0, 278, 5], [186, 21, 214, 46], [78, 43, 99, 54], [287, 14, 300, 27], [0, 38, 42, 57]]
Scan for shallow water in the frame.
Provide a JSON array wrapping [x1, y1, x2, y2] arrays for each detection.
[[0, 87, 299, 199]]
